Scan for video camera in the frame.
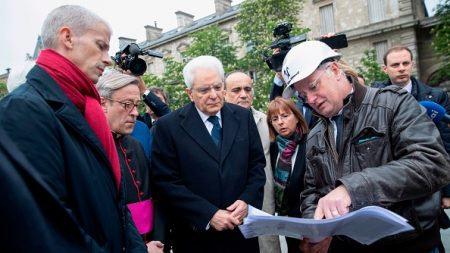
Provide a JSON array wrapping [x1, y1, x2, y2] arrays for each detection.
[[264, 22, 348, 72], [113, 43, 163, 76]]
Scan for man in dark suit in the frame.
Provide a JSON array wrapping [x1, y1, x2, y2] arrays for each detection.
[[151, 55, 266, 253]]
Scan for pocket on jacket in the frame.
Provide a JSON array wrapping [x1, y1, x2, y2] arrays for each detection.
[[307, 145, 334, 186], [352, 127, 387, 169]]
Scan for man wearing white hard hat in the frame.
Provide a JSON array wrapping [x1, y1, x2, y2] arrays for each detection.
[[283, 41, 450, 253]]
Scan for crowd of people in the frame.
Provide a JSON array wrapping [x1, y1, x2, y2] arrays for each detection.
[[1, 4, 450, 253]]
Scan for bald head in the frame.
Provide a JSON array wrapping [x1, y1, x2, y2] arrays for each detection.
[[224, 71, 254, 109]]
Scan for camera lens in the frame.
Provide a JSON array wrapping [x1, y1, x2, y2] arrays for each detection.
[[129, 58, 147, 76]]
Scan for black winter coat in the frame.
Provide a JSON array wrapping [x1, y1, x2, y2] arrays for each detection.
[[0, 66, 146, 253]]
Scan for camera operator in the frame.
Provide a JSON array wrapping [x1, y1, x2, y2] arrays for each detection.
[[268, 27, 350, 129], [138, 79, 171, 130], [269, 47, 318, 129], [114, 44, 170, 130]]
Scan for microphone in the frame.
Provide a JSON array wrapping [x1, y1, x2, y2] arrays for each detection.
[[419, 100, 450, 124]]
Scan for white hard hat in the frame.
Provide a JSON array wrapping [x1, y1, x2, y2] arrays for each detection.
[[281, 40, 341, 92]]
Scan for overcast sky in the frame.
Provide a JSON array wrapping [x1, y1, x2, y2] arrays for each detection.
[[0, 0, 440, 74], [0, 0, 244, 73]]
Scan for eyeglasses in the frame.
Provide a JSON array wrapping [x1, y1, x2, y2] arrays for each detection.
[[270, 113, 292, 123], [298, 65, 330, 100], [192, 83, 224, 95], [105, 98, 142, 113]]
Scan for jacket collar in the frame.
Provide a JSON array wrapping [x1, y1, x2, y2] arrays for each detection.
[[312, 75, 368, 120], [251, 107, 264, 125], [350, 76, 368, 108], [27, 66, 112, 168], [179, 102, 240, 163]]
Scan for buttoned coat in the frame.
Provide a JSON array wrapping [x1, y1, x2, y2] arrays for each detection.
[[151, 102, 266, 253]]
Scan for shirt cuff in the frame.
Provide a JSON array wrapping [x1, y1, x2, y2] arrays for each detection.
[[143, 89, 150, 97]]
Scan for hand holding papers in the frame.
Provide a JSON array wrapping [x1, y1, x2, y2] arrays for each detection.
[[239, 205, 414, 245]]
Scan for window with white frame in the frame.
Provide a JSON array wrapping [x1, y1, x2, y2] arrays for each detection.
[[320, 4, 335, 34], [374, 40, 388, 63], [368, 0, 386, 23]]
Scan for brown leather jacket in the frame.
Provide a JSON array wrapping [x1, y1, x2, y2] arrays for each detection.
[[301, 80, 450, 236]]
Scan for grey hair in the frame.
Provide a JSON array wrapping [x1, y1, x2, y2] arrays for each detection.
[[95, 69, 139, 98], [319, 61, 344, 77], [7, 60, 35, 93], [182, 55, 224, 89], [41, 5, 112, 49]]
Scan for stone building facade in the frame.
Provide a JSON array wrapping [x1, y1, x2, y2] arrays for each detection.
[[122, 0, 241, 77], [303, 0, 440, 85], [123, 0, 444, 87]]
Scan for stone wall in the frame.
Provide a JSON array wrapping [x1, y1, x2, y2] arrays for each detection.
[[139, 0, 443, 86]]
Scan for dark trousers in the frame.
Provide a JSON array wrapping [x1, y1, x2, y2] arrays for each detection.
[[328, 223, 441, 253], [286, 237, 303, 253]]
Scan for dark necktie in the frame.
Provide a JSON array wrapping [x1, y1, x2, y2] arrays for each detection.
[[332, 114, 343, 154], [207, 116, 222, 147]]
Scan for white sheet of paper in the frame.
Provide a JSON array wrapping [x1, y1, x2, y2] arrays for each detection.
[[239, 205, 414, 245]]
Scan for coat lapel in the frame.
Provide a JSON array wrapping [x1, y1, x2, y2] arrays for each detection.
[[291, 139, 306, 188], [29, 66, 112, 168], [220, 104, 240, 164], [252, 107, 263, 126], [55, 104, 112, 165], [180, 103, 220, 160]]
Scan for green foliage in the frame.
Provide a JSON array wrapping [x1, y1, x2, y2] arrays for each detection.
[[236, 0, 307, 111], [357, 49, 388, 85], [184, 25, 238, 73], [141, 25, 238, 110], [0, 82, 7, 98], [140, 1, 307, 111], [142, 58, 188, 110], [431, 0, 450, 84]]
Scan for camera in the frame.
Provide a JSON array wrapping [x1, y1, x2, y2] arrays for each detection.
[[113, 43, 163, 76], [264, 22, 307, 72], [264, 22, 348, 72]]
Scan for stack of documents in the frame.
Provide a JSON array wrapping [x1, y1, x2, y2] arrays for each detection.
[[239, 205, 414, 245]]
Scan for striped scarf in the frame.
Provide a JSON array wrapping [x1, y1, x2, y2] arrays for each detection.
[[274, 127, 302, 216]]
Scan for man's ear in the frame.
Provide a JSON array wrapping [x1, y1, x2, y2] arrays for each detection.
[[59, 26, 74, 50], [330, 62, 341, 79], [382, 64, 388, 74], [185, 88, 194, 102]]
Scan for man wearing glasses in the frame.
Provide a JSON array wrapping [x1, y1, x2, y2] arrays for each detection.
[[151, 56, 266, 253], [96, 70, 164, 253], [281, 41, 450, 253]]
